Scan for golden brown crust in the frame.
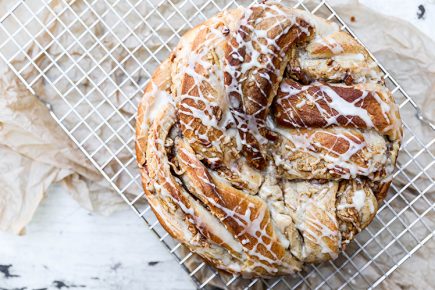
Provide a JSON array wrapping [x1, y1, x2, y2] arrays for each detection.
[[306, 31, 364, 57], [223, 4, 314, 169], [274, 79, 402, 140], [175, 138, 300, 275], [274, 128, 388, 180], [135, 2, 402, 278]]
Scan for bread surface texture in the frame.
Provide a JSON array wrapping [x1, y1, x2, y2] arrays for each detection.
[[135, 2, 402, 277]]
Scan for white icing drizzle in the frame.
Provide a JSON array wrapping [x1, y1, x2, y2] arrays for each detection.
[[270, 122, 387, 180], [319, 84, 374, 127], [277, 80, 391, 130], [136, 2, 402, 276], [314, 34, 344, 54], [367, 196, 375, 214], [223, 3, 314, 164], [352, 189, 366, 212], [332, 53, 365, 62], [283, 181, 340, 261], [140, 80, 174, 134]]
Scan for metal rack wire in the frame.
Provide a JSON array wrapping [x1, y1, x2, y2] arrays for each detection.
[[0, 0, 433, 289]]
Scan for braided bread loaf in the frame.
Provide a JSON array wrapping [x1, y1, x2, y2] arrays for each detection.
[[136, 2, 402, 277]]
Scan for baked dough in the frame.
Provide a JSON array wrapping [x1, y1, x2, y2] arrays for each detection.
[[135, 2, 402, 277]]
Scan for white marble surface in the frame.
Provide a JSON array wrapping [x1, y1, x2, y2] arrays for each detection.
[[0, 1, 434, 290]]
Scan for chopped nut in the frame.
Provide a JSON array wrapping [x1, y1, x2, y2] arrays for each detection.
[[343, 73, 354, 85], [165, 138, 174, 147], [265, 129, 278, 141], [213, 106, 223, 120]]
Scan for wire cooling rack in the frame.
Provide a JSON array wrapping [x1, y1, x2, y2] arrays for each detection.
[[0, 0, 433, 289]]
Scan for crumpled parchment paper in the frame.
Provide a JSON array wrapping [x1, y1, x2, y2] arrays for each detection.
[[0, 0, 433, 288], [0, 63, 125, 234]]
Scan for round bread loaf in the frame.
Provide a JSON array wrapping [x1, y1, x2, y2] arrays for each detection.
[[135, 2, 402, 277]]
